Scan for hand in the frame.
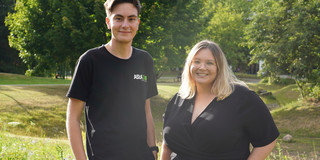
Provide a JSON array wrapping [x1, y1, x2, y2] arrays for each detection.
[[152, 150, 158, 160]]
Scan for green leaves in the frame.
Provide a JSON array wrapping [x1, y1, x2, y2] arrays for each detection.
[[245, 0, 320, 99], [4, 0, 319, 87], [134, 0, 206, 77], [199, 0, 252, 72], [5, 0, 107, 77]]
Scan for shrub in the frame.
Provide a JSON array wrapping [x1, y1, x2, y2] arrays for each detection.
[[308, 84, 320, 102]]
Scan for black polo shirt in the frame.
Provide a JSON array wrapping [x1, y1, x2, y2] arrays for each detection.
[[67, 45, 158, 160], [163, 85, 279, 160]]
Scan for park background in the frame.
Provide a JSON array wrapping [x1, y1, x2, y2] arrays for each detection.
[[0, 0, 319, 159]]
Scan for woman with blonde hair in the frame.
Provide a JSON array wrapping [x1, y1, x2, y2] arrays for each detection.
[[161, 40, 279, 160]]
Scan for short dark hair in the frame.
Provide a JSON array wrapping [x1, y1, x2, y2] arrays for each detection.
[[104, 0, 141, 17]]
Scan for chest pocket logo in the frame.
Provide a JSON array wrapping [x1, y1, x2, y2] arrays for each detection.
[[133, 74, 147, 82]]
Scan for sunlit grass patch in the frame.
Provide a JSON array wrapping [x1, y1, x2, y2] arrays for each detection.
[[0, 73, 319, 159], [151, 83, 179, 143], [0, 129, 74, 160], [0, 72, 71, 85], [0, 85, 70, 138]]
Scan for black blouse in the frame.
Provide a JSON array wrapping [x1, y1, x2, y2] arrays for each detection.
[[163, 85, 279, 160]]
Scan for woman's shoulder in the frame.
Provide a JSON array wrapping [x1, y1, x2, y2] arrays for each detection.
[[171, 93, 184, 104], [232, 84, 264, 104], [233, 84, 251, 94], [167, 93, 190, 107], [225, 84, 260, 102]]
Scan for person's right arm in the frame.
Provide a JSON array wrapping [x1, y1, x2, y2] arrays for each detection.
[[160, 141, 172, 160], [66, 98, 87, 160]]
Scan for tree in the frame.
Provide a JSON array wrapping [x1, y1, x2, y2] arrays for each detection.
[[136, 0, 206, 78], [245, 0, 320, 98], [6, 0, 207, 78], [198, 0, 253, 72], [0, 0, 26, 73], [6, 0, 107, 77]]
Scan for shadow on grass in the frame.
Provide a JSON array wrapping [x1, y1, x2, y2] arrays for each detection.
[[272, 102, 320, 156], [0, 85, 70, 138], [0, 92, 33, 116], [16, 85, 70, 97], [0, 84, 171, 141]]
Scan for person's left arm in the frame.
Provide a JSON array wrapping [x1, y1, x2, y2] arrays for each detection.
[[248, 139, 277, 160], [145, 98, 158, 159], [243, 89, 280, 160]]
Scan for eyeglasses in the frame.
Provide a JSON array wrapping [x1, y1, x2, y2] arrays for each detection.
[[191, 60, 216, 68]]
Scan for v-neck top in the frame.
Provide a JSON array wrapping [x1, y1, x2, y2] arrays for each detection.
[[163, 85, 279, 160]]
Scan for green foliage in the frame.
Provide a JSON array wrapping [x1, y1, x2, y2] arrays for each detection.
[[245, 0, 320, 95], [4, 0, 208, 78], [0, 0, 26, 74], [5, 0, 107, 77], [199, 0, 253, 72], [135, 0, 206, 77], [308, 84, 320, 102], [271, 78, 296, 85]]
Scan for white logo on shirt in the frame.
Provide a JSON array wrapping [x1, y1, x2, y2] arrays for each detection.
[[134, 74, 147, 82]]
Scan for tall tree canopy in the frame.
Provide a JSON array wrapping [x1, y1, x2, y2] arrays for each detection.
[[5, 0, 107, 77], [245, 0, 320, 97], [4, 0, 319, 100], [5, 0, 205, 78], [0, 0, 25, 73], [135, 0, 206, 78], [198, 0, 253, 72]]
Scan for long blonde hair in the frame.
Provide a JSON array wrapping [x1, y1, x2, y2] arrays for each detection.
[[178, 40, 247, 101]]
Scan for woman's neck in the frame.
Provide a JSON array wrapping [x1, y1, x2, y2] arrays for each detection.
[[196, 83, 214, 96]]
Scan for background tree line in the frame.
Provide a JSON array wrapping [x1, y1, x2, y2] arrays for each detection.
[[1, 0, 319, 100]]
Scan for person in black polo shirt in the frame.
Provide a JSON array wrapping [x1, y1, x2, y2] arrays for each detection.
[[66, 0, 158, 159], [161, 40, 279, 160]]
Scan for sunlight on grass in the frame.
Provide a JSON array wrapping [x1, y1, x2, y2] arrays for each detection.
[[0, 76, 319, 159], [0, 129, 74, 159], [0, 85, 69, 138], [151, 83, 180, 143], [0, 72, 71, 85]]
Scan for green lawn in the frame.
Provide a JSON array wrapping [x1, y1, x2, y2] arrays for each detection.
[[0, 72, 71, 85], [0, 73, 319, 159], [0, 133, 74, 160]]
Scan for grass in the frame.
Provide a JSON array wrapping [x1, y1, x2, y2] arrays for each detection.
[[247, 83, 320, 159], [0, 131, 74, 159], [0, 72, 319, 159], [235, 72, 258, 79], [0, 85, 70, 138], [247, 83, 301, 106], [0, 72, 71, 85], [271, 103, 320, 158]]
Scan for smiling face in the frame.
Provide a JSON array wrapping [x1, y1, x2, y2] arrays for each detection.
[[106, 3, 140, 44], [190, 48, 218, 87]]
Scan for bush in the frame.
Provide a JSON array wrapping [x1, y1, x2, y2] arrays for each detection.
[[308, 85, 320, 102], [273, 78, 296, 85], [25, 69, 35, 77]]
